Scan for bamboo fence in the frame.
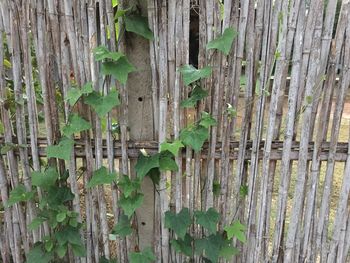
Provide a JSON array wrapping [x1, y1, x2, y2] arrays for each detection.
[[0, 0, 350, 262]]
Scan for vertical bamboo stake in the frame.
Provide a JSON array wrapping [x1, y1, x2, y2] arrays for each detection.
[[316, 15, 350, 263], [271, 1, 305, 261], [158, 0, 169, 261], [255, 0, 288, 260], [0, 27, 14, 262], [88, 0, 110, 259], [10, 1, 38, 248], [284, 1, 324, 261]]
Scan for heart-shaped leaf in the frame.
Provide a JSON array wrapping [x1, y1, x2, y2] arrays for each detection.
[[46, 137, 74, 161], [135, 153, 160, 179], [87, 166, 117, 188], [160, 140, 184, 156], [117, 175, 141, 197], [111, 214, 133, 238], [180, 124, 209, 152], [62, 114, 91, 137], [165, 208, 191, 239], [179, 65, 212, 86], [118, 193, 144, 218], [93, 46, 124, 61], [101, 57, 135, 84], [224, 220, 246, 243], [85, 89, 120, 117], [206, 27, 238, 55], [194, 208, 220, 234], [125, 15, 154, 40], [7, 184, 35, 207], [181, 86, 208, 108], [31, 167, 58, 188]]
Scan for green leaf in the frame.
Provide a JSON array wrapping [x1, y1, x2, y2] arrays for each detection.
[[66, 83, 93, 106], [219, 245, 239, 260], [125, 15, 154, 40], [87, 166, 117, 188], [213, 181, 221, 197], [3, 58, 12, 68], [170, 234, 193, 257], [85, 89, 121, 117], [129, 247, 156, 263], [199, 112, 217, 128], [112, 0, 118, 7], [93, 46, 124, 61], [46, 137, 74, 161], [160, 140, 184, 156], [239, 185, 248, 198], [135, 153, 160, 179], [62, 114, 91, 137], [0, 142, 16, 154], [26, 244, 53, 263], [56, 212, 67, 223], [194, 208, 220, 234], [206, 27, 238, 55], [195, 233, 227, 263], [117, 175, 141, 197], [31, 167, 58, 188], [112, 214, 133, 238], [46, 186, 74, 207], [165, 208, 191, 239], [44, 239, 54, 252], [179, 65, 212, 86], [224, 220, 246, 243], [56, 244, 67, 258], [159, 151, 178, 172], [180, 124, 209, 152], [71, 244, 87, 257], [55, 226, 84, 246], [181, 86, 208, 108], [101, 57, 136, 84], [118, 193, 144, 218], [7, 185, 34, 207], [29, 217, 46, 231]]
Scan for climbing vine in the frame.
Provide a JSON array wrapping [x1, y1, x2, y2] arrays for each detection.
[[4, 6, 245, 263]]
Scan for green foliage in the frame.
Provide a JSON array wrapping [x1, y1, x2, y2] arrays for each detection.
[[180, 124, 208, 153], [224, 220, 246, 243], [118, 193, 144, 218], [46, 137, 74, 161], [159, 151, 179, 172], [85, 89, 121, 118], [111, 214, 133, 238], [129, 247, 156, 263], [199, 112, 217, 128], [7, 184, 34, 207], [117, 175, 141, 197], [93, 46, 124, 61], [101, 57, 135, 84], [66, 82, 93, 106], [25, 244, 53, 263], [170, 234, 193, 257], [179, 65, 212, 86], [135, 153, 160, 179], [125, 15, 154, 40], [31, 167, 58, 188], [87, 166, 117, 188], [194, 208, 220, 234], [181, 86, 208, 108], [160, 140, 184, 156], [206, 27, 238, 55], [165, 208, 191, 239], [62, 114, 91, 137]]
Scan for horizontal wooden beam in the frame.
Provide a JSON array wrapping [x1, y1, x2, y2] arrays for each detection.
[[1, 137, 349, 161]]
